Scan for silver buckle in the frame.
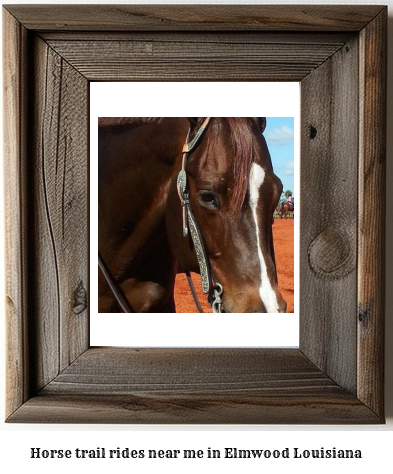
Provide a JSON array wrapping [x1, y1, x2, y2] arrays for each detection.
[[212, 283, 223, 313]]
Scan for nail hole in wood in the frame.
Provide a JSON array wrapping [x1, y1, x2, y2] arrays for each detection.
[[309, 125, 317, 139]]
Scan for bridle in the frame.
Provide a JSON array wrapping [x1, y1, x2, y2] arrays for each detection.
[[177, 117, 223, 313], [98, 117, 223, 314]]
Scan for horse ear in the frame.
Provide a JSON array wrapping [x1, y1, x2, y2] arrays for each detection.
[[187, 118, 198, 127], [259, 117, 267, 133]]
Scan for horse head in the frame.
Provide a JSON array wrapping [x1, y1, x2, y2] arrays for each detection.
[[166, 117, 287, 313]]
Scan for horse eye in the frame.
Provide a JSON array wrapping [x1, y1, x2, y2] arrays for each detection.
[[198, 191, 220, 209]]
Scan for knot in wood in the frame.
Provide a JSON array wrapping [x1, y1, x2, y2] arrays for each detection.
[[358, 307, 370, 327], [308, 228, 354, 279], [72, 281, 87, 315]]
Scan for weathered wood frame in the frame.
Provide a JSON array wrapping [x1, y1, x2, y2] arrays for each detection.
[[3, 5, 386, 424]]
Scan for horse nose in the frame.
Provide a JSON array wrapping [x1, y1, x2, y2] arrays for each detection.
[[219, 283, 287, 313], [274, 290, 287, 313], [222, 289, 267, 313], [256, 289, 287, 313]]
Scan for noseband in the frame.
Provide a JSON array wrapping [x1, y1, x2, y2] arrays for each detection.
[[177, 118, 223, 313], [99, 118, 223, 313]]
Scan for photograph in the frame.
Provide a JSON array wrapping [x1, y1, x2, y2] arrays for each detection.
[[98, 116, 295, 314]]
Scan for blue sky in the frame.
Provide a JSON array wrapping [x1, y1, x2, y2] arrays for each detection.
[[264, 117, 295, 196]]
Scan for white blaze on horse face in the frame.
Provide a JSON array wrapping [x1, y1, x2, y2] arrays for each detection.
[[249, 163, 280, 313]]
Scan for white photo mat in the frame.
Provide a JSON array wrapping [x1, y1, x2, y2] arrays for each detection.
[[90, 82, 300, 347]]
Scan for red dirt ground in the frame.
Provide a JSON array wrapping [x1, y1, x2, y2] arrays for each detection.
[[174, 218, 295, 313]]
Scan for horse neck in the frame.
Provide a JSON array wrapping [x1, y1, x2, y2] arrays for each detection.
[[98, 118, 188, 269]]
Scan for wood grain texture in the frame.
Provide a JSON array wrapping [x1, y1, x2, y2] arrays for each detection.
[[46, 36, 347, 82], [300, 37, 359, 394], [29, 36, 89, 391], [3, 9, 30, 418], [40, 31, 354, 44], [357, 9, 387, 417], [9, 392, 378, 425], [3, 5, 386, 424], [3, 5, 384, 32], [44, 348, 340, 396], [7, 348, 379, 424]]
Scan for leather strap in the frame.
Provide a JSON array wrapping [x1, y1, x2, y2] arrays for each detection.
[[177, 118, 223, 313], [98, 252, 135, 313], [185, 270, 205, 313]]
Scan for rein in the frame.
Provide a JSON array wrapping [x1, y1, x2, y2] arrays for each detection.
[[99, 118, 223, 313], [98, 252, 135, 313]]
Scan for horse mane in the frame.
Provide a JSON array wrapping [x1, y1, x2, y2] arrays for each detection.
[[98, 117, 164, 128], [99, 117, 259, 211], [227, 117, 258, 210], [202, 118, 258, 211]]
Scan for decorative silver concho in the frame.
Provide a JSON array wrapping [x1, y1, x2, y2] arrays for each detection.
[[177, 170, 187, 201]]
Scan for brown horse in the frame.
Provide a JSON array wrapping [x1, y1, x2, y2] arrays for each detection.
[[277, 201, 294, 219], [98, 117, 287, 313]]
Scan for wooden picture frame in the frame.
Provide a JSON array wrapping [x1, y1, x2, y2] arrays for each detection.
[[3, 5, 386, 424]]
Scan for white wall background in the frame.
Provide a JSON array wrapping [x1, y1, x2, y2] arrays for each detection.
[[1, 1, 392, 473]]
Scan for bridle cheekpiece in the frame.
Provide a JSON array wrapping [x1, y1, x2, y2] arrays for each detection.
[[176, 118, 223, 313]]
